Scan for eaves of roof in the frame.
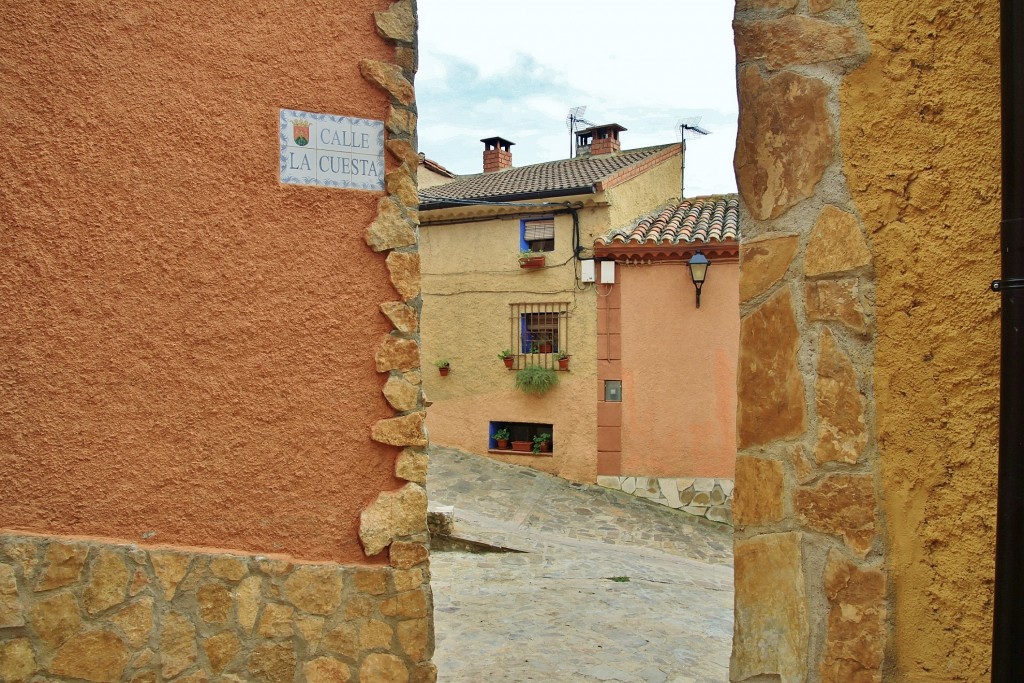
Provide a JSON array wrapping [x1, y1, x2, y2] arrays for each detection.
[[419, 185, 596, 211]]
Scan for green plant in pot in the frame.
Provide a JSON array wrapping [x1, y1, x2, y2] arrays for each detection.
[[514, 365, 559, 396], [435, 359, 451, 376], [556, 351, 571, 370], [498, 348, 514, 369], [493, 427, 510, 449], [532, 432, 552, 454]]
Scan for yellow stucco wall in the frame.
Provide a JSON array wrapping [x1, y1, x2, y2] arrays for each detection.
[[605, 150, 685, 229], [420, 153, 681, 482], [841, 2, 1000, 679], [417, 163, 454, 189], [420, 209, 600, 482]]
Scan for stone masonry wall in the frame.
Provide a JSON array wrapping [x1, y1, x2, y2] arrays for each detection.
[[730, 2, 886, 682], [0, 533, 435, 683], [596, 476, 733, 525]]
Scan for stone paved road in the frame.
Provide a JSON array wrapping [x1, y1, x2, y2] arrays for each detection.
[[426, 446, 734, 683]]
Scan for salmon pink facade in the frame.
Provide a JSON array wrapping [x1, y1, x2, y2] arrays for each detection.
[[593, 196, 740, 522]]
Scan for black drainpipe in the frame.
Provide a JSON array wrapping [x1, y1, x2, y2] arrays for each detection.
[[992, 1, 1024, 679]]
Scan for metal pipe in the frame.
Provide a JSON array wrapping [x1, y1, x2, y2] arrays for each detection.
[[680, 136, 687, 200], [993, 0, 1024, 679]]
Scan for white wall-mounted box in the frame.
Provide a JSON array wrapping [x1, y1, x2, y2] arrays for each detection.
[[581, 259, 596, 282], [600, 260, 616, 284]]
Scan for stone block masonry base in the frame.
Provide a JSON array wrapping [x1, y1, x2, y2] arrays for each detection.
[[596, 476, 734, 526], [0, 532, 436, 683]]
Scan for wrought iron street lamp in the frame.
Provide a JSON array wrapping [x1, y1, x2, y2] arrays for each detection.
[[688, 251, 709, 308]]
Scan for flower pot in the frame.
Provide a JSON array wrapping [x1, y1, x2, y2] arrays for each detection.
[[534, 441, 550, 454], [538, 343, 553, 354], [503, 357, 514, 369], [439, 367, 450, 376], [495, 439, 509, 450], [519, 256, 545, 269], [510, 440, 532, 452], [557, 357, 570, 370]]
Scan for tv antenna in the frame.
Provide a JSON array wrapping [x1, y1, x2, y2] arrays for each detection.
[[678, 117, 711, 199], [567, 105, 595, 157]]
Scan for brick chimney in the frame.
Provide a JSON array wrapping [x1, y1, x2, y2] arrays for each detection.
[[576, 124, 626, 157], [481, 136, 514, 172]]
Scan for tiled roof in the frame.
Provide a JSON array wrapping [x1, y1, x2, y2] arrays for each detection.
[[419, 144, 678, 207], [418, 154, 456, 179], [597, 195, 740, 248]]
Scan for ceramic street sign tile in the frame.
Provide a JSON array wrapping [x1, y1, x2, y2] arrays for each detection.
[[279, 108, 385, 191]]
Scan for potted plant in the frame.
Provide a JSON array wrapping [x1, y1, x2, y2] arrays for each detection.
[[518, 250, 545, 269], [532, 433, 552, 454], [498, 349, 514, 369], [510, 439, 532, 452], [556, 351, 571, 370], [538, 341, 554, 354], [493, 427, 510, 450], [435, 359, 451, 376], [514, 365, 559, 396]]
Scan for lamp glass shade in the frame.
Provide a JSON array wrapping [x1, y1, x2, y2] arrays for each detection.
[[688, 252, 710, 284]]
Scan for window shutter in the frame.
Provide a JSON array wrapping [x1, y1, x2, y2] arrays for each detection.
[[523, 219, 554, 241]]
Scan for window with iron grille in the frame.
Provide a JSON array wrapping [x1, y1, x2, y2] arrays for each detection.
[[510, 302, 569, 368], [521, 217, 554, 252]]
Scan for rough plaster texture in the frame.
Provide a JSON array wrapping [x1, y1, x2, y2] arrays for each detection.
[[0, 1, 404, 564], [618, 262, 738, 478], [841, 1, 1000, 679]]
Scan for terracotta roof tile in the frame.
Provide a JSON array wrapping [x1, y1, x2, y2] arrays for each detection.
[[419, 145, 678, 207], [597, 195, 741, 248]]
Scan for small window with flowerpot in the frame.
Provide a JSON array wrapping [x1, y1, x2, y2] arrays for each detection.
[[489, 421, 553, 455], [518, 217, 553, 269]]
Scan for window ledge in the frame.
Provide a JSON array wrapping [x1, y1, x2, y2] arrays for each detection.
[[488, 449, 554, 457]]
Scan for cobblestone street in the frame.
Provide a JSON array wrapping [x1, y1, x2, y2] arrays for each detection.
[[426, 446, 734, 683]]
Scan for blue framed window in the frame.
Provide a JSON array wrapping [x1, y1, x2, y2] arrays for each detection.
[[519, 312, 559, 353], [489, 420, 554, 452], [521, 217, 555, 252]]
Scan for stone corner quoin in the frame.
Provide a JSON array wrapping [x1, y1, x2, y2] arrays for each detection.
[[732, 4, 884, 683]]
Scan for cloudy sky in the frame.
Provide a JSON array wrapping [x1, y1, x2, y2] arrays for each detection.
[[416, 0, 738, 197]]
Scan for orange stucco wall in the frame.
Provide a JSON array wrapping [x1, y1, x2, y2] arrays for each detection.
[[618, 262, 738, 478], [0, 0, 400, 564], [843, 1, 1001, 677]]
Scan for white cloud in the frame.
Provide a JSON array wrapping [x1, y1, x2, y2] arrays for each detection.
[[417, 0, 738, 192]]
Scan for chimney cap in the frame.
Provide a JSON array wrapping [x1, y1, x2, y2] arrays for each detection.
[[480, 136, 516, 150], [576, 123, 627, 136]]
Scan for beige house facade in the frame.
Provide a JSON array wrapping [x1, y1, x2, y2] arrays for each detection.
[[419, 131, 682, 483]]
